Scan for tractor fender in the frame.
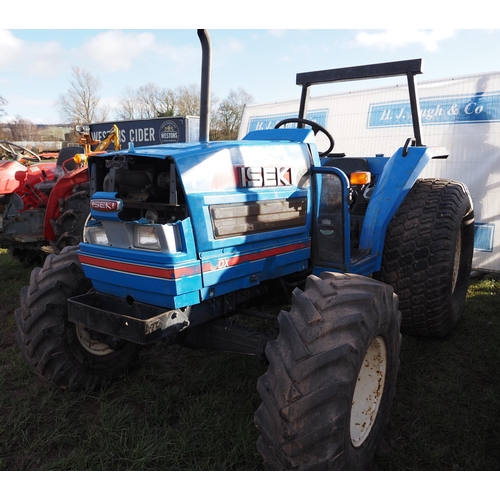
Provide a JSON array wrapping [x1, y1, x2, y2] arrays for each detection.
[[359, 146, 433, 269], [43, 167, 89, 241], [0, 161, 29, 195]]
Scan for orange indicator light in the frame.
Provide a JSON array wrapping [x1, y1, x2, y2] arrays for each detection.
[[350, 171, 371, 185]]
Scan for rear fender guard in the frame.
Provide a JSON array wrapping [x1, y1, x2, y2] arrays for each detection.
[[359, 146, 433, 261]]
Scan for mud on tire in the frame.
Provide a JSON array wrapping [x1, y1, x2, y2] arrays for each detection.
[[15, 245, 141, 390], [255, 272, 402, 470], [375, 178, 474, 338]]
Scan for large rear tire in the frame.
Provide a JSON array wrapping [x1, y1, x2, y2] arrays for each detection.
[[52, 185, 90, 252], [255, 272, 401, 470], [14, 245, 141, 390], [375, 178, 474, 337]]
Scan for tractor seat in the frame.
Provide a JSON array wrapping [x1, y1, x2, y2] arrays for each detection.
[[57, 146, 85, 172], [33, 146, 85, 193]]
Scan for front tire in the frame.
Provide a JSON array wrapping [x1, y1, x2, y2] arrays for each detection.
[[255, 272, 401, 470], [14, 245, 141, 390], [375, 178, 474, 337]]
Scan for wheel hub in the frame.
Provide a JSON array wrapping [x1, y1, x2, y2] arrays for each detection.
[[76, 324, 115, 356], [350, 335, 387, 447]]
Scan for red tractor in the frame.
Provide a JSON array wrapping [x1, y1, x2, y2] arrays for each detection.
[[0, 126, 120, 264]]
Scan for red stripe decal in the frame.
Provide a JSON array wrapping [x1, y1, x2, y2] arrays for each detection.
[[79, 254, 201, 279], [202, 241, 310, 273]]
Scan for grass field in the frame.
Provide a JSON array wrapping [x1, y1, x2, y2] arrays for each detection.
[[1, 249, 499, 471]]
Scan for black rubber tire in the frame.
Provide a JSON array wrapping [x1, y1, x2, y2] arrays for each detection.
[[255, 272, 402, 470], [52, 184, 90, 252], [375, 178, 474, 338], [14, 245, 141, 390]]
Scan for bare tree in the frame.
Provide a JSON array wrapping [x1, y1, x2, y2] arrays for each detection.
[[0, 125, 10, 140], [115, 81, 237, 133], [0, 95, 7, 118], [135, 83, 160, 118], [55, 66, 108, 124], [174, 84, 220, 125], [175, 84, 201, 116], [8, 116, 40, 141], [116, 86, 138, 120], [136, 83, 174, 118], [157, 87, 177, 117], [116, 84, 176, 120], [212, 88, 254, 140]]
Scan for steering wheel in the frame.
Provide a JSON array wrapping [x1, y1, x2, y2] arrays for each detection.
[[274, 118, 334, 157], [0, 141, 41, 162]]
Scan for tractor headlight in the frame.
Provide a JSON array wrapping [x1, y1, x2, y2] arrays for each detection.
[[134, 225, 161, 251], [85, 225, 109, 246]]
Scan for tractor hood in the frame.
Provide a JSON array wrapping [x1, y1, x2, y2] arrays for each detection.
[[95, 127, 319, 163]]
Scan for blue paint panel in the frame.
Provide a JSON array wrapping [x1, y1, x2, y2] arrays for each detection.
[[81, 265, 201, 309], [201, 239, 311, 288], [78, 217, 203, 309], [474, 223, 495, 252], [199, 257, 309, 302], [188, 189, 311, 253]]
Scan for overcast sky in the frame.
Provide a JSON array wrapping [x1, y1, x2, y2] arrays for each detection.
[[1, 4, 499, 124]]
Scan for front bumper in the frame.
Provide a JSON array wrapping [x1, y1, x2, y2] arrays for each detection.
[[67, 291, 190, 345]]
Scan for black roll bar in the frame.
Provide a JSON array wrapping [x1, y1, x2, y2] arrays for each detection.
[[296, 59, 424, 146]]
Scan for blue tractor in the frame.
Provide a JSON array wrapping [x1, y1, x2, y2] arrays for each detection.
[[15, 30, 474, 470]]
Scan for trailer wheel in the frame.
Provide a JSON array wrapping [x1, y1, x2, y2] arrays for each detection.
[[14, 245, 141, 390], [255, 272, 401, 470], [375, 178, 474, 337], [52, 185, 90, 252]]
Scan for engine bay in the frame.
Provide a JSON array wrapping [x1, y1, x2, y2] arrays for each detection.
[[91, 154, 187, 224]]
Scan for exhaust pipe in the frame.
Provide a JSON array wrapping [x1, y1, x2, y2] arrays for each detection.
[[197, 29, 211, 143]]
